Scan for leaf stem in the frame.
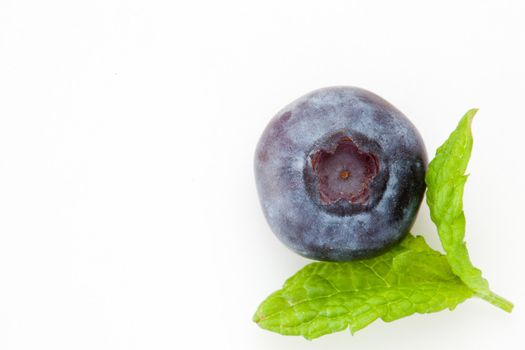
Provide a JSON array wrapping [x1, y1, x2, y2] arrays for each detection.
[[477, 291, 514, 313]]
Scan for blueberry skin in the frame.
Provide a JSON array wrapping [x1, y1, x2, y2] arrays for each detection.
[[254, 87, 427, 261]]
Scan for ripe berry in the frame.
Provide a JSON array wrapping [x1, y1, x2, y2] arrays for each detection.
[[255, 87, 427, 261]]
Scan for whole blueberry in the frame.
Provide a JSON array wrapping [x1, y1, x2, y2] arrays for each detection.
[[254, 87, 427, 261]]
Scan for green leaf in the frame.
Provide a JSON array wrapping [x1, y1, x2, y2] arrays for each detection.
[[425, 109, 513, 312], [253, 234, 473, 339]]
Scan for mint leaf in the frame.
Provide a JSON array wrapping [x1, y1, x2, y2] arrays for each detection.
[[253, 234, 473, 339], [425, 109, 513, 312]]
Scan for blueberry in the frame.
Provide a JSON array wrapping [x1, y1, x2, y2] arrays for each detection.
[[254, 87, 427, 261]]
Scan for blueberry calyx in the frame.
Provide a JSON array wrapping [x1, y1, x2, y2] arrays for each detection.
[[310, 136, 379, 205]]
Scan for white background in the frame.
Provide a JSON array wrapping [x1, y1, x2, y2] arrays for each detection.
[[0, 1, 524, 349]]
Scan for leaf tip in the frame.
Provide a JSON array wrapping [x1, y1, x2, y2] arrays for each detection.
[[464, 108, 478, 124], [252, 311, 263, 324]]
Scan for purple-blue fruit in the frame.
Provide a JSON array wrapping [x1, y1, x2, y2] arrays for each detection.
[[254, 87, 427, 261]]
